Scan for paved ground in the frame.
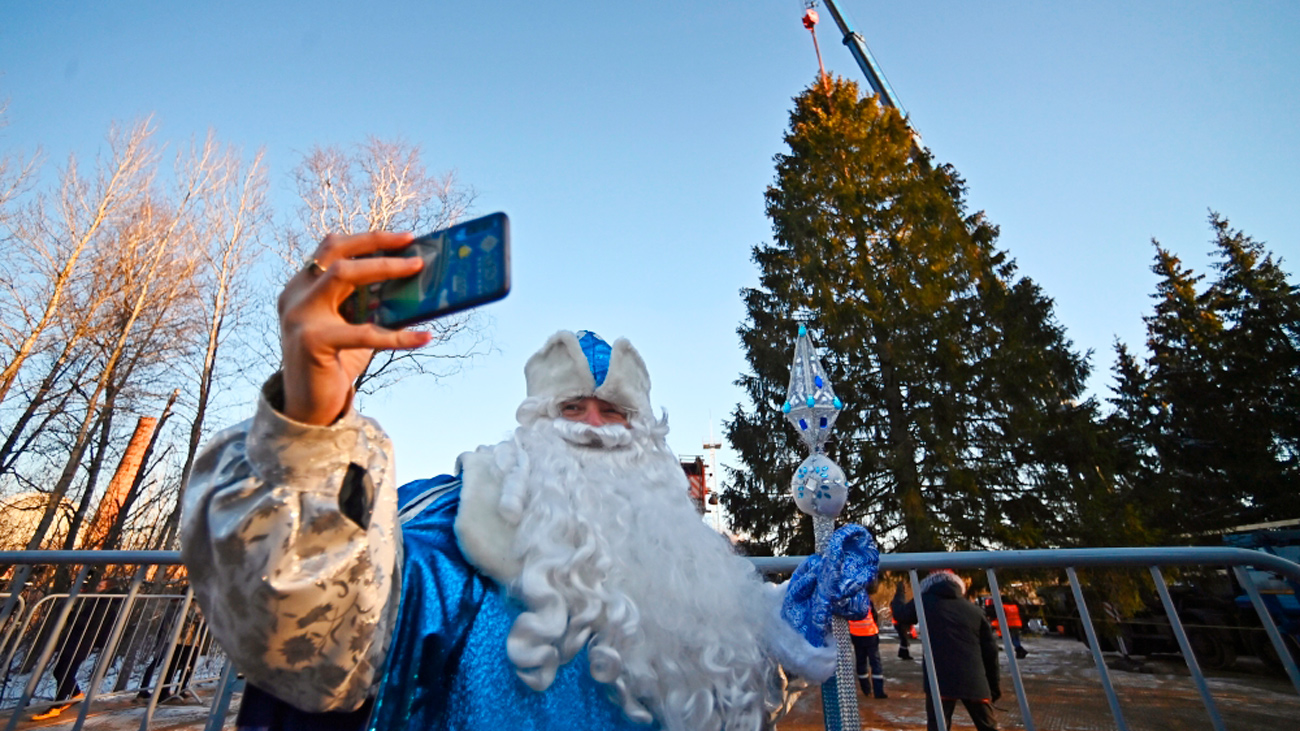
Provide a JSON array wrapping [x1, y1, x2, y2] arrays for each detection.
[[781, 634, 1300, 730], [8, 693, 230, 731], [9, 633, 1300, 729]]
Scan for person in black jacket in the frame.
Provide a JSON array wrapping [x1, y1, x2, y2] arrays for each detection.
[[897, 570, 1001, 731], [890, 580, 913, 660], [32, 579, 124, 721]]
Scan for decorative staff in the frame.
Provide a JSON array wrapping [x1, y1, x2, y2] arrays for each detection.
[[781, 324, 875, 731]]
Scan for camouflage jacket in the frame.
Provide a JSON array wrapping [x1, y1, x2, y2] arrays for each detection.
[[180, 375, 400, 713]]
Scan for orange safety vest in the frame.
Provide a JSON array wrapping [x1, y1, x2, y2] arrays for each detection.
[[988, 602, 1022, 633], [849, 608, 879, 637], [1002, 603, 1022, 629]]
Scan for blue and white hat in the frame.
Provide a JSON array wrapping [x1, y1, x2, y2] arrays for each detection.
[[524, 330, 652, 416]]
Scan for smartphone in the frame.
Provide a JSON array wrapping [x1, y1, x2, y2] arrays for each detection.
[[342, 212, 510, 328]]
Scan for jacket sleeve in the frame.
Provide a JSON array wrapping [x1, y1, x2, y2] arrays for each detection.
[[979, 616, 1001, 699], [179, 374, 401, 713], [896, 599, 918, 627]]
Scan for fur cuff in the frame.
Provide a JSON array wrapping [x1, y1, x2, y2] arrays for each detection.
[[452, 448, 522, 584], [763, 582, 837, 683]]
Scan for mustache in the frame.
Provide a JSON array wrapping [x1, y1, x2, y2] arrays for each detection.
[[549, 418, 635, 449]]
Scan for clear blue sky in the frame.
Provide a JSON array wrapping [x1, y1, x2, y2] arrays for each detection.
[[3, 1, 1297, 488]]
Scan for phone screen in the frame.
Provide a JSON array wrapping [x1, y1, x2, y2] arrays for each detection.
[[342, 212, 510, 328]]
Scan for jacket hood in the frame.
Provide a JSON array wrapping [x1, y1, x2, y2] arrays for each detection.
[[920, 570, 966, 598]]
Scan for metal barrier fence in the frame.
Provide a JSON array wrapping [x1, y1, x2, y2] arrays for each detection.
[[756, 546, 1300, 731], [0, 551, 229, 731], [1, 546, 1298, 730]]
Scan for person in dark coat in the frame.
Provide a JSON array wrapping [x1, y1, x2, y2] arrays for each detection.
[[890, 580, 913, 660], [32, 580, 124, 720], [897, 570, 1001, 731]]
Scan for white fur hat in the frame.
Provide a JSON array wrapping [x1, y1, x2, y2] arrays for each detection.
[[524, 330, 652, 416]]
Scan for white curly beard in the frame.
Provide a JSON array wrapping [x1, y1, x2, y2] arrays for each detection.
[[491, 398, 785, 731]]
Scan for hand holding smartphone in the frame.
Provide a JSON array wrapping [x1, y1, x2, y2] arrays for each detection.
[[341, 212, 511, 328]]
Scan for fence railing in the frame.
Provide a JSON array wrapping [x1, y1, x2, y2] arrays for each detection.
[[2, 546, 1298, 731], [755, 546, 1300, 731], [0, 550, 230, 731]]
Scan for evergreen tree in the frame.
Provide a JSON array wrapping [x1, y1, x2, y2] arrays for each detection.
[[724, 78, 1110, 554], [1103, 342, 1158, 518], [1121, 214, 1300, 537], [1205, 214, 1300, 524], [1134, 244, 1224, 533]]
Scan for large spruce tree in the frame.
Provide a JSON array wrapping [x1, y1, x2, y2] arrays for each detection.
[[1113, 214, 1300, 538], [724, 77, 1115, 554]]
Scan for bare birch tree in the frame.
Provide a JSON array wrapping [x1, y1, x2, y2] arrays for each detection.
[[0, 125, 274, 560], [155, 140, 269, 550], [0, 120, 157, 408], [0, 209, 131, 479], [58, 234, 198, 554], [278, 137, 489, 393], [14, 130, 218, 557]]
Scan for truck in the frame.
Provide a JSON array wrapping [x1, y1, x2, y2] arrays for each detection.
[[1224, 526, 1300, 671]]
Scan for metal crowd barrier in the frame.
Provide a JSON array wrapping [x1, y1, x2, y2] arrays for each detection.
[[755, 546, 1300, 731], [0, 551, 231, 731], [2, 546, 1298, 730]]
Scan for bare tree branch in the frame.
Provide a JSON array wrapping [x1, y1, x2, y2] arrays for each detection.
[[0, 119, 157, 407], [156, 138, 269, 550], [275, 137, 491, 395]]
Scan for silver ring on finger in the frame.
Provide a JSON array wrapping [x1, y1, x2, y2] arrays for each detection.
[[301, 256, 326, 278]]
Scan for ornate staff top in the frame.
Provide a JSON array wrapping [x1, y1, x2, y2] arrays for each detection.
[[780, 324, 860, 731], [782, 325, 847, 518]]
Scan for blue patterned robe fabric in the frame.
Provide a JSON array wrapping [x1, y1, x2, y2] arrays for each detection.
[[368, 475, 654, 731]]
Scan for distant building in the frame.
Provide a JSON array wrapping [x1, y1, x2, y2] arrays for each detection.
[[680, 456, 708, 515], [0, 493, 74, 551]]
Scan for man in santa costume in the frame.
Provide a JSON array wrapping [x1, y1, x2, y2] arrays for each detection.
[[182, 231, 876, 731]]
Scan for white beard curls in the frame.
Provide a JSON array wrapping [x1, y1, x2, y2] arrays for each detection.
[[493, 399, 785, 731]]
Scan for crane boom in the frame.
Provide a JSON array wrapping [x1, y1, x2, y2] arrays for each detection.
[[815, 1, 925, 159], [818, 0, 905, 114]]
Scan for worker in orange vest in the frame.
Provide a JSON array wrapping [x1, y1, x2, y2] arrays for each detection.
[[1003, 601, 1027, 659], [849, 588, 887, 699], [984, 598, 1028, 659]]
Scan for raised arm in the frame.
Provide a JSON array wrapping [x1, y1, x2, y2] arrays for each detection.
[[180, 232, 430, 712]]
